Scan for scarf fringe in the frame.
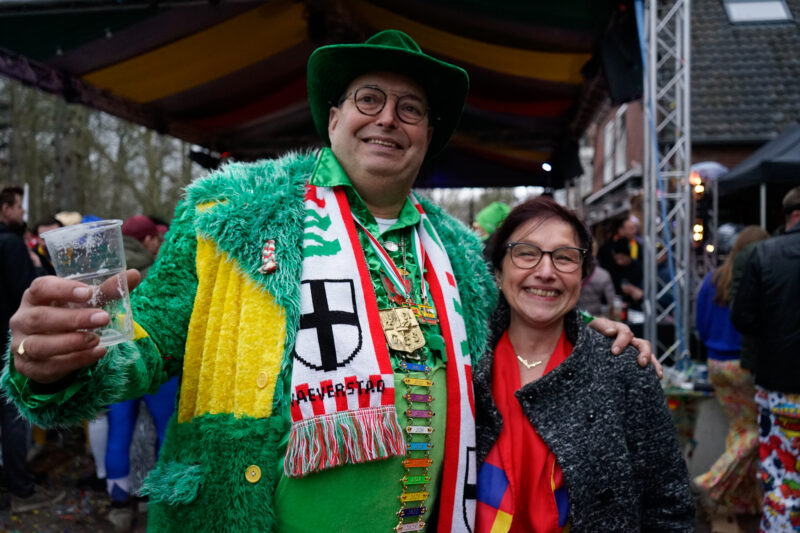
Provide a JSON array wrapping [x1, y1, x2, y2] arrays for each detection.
[[283, 405, 406, 477]]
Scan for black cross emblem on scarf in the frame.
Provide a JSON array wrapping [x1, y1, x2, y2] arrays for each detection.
[[295, 279, 362, 372]]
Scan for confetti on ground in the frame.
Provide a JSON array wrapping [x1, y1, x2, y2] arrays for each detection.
[[0, 438, 147, 532]]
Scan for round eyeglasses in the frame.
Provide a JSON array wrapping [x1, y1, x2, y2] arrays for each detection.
[[340, 86, 429, 125], [505, 242, 588, 273]]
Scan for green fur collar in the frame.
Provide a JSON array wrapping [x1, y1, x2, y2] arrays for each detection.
[[186, 149, 494, 373]]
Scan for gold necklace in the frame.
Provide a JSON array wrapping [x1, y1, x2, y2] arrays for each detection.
[[515, 353, 548, 369]]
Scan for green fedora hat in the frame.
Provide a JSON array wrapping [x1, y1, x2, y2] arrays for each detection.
[[307, 29, 469, 157]]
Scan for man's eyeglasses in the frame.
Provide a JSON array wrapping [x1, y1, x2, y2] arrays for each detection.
[[505, 242, 587, 273], [339, 86, 429, 125]]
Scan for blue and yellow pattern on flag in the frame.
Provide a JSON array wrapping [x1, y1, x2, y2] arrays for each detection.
[[552, 460, 570, 529], [476, 447, 514, 533], [476, 447, 570, 533]]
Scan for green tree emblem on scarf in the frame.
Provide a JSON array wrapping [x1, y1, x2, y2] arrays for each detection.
[[304, 210, 341, 257]]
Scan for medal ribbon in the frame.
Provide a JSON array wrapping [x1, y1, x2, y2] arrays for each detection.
[[352, 213, 427, 304]]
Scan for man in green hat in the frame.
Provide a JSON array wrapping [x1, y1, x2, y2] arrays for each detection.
[[473, 201, 511, 240], [4, 30, 651, 532]]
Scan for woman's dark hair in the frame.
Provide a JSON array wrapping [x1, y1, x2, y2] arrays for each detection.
[[485, 196, 595, 279], [710, 225, 769, 305]]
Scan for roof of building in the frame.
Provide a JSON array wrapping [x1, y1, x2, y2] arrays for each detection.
[[692, 0, 800, 143]]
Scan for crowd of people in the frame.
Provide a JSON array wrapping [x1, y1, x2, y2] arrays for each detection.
[[0, 188, 176, 529], [0, 28, 796, 533], [692, 186, 800, 532]]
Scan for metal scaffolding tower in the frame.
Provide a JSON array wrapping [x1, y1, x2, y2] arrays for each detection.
[[638, 0, 692, 368]]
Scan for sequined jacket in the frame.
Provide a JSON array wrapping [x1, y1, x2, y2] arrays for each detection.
[[2, 150, 496, 532], [474, 309, 695, 532]]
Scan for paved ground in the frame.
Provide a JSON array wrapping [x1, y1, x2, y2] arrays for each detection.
[[0, 409, 156, 533], [1, 442, 758, 533], [0, 440, 148, 532], [696, 502, 761, 533], [0, 404, 760, 533]]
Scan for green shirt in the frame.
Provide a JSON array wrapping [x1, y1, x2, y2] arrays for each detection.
[[274, 149, 447, 531]]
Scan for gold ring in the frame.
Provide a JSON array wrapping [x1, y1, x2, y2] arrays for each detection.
[[16, 339, 29, 362]]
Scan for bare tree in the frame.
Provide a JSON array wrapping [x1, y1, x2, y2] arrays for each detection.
[[0, 78, 200, 224], [418, 187, 528, 226]]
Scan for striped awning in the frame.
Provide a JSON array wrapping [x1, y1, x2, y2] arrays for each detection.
[[0, 0, 636, 188]]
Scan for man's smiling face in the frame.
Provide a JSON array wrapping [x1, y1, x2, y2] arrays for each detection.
[[328, 71, 432, 198]]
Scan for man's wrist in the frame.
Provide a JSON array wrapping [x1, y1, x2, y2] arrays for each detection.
[[580, 310, 595, 324], [28, 372, 79, 395]]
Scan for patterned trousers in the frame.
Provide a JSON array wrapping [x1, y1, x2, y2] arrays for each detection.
[[695, 359, 761, 514], [756, 386, 800, 532]]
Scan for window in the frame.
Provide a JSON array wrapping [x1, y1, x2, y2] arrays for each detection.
[[602, 104, 629, 184], [603, 120, 614, 184], [613, 107, 627, 177], [723, 0, 793, 23]]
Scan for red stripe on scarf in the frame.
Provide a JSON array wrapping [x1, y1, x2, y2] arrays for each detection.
[[334, 378, 349, 412], [465, 364, 475, 417], [290, 385, 304, 421], [379, 377, 394, 406], [426, 260, 462, 533], [334, 188, 393, 381], [344, 376, 360, 410], [310, 387, 326, 416]]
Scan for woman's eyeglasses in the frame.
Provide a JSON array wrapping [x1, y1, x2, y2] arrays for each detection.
[[505, 242, 587, 273]]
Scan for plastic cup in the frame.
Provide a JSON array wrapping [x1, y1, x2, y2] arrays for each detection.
[[41, 219, 134, 347]]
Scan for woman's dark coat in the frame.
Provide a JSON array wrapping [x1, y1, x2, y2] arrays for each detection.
[[474, 309, 695, 532]]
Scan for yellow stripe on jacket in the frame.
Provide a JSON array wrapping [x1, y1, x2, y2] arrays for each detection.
[[178, 235, 286, 422]]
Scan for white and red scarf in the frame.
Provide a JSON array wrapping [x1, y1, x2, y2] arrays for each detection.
[[285, 184, 476, 531]]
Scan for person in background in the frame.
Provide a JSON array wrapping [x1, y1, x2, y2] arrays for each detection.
[[473, 201, 511, 240], [619, 215, 641, 260], [577, 241, 616, 318], [694, 225, 769, 531], [731, 186, 800, 532], [103, 214, 177, 531], [146, 215, 170, 241], [31, 215, 63, 276], [0, 186, 65, 513], [598, 215, 640, 272], [23, 216, 62, 458], [54, 211, 82, 227], [121, 215, 165, 277], [476, 196, 693, 532], [655, 240, 676, 310], [610, 238, 644, 310]]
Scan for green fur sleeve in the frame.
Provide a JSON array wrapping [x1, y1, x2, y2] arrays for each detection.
[[128, 199, 197, 377], [0, 200, 198, 427]]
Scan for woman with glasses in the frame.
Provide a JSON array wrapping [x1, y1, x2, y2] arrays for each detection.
[[474, 196, 694, 532]]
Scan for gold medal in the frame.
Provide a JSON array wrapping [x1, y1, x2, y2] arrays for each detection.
[[379, 307, 426, 353]]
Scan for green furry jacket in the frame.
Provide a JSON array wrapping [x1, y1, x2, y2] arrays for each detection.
[[2, 150, 496, 532]]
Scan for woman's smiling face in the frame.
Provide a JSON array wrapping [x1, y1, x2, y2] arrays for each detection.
[[497, 216, 584, 331]]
